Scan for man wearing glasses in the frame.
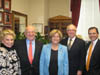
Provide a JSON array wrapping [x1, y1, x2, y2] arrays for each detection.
[[60, 24, 85, 75]]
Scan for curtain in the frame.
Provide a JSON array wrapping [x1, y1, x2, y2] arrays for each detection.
[[99, 0, 100, 10], [77, 0, 100, 40], [70, 0, 81, 27]]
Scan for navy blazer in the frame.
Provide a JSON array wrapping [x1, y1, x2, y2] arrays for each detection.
[[40, 43, 69, 75]]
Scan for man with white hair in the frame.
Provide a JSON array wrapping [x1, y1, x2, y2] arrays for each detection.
[[60, 24, 85, 75], [15, 25, 43, 75]]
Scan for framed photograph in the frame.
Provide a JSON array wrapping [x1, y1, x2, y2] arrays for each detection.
[[4, 0, 11, 11], [32, 23, 43, 34], [0, 26, 3, 31], [44, 26, 49, 34], [0, 11, 3, 23], [0, 0, 3, 8], [3, 12, 12, 25]]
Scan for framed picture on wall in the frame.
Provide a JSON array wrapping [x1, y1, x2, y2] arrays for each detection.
[[0, 0, 3, 8], [3, 12, 12, 25], [32, 23, 43, 34], [4, 0, 11, 11], [0, 11, 3, 23]]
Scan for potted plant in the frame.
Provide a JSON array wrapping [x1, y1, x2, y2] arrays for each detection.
[[16, 32, 49, 44]]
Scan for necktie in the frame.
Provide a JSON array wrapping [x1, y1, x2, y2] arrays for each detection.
[[68, 39, 72, 50], [86, 43, 93, 71], [29, 41, 33, 64]]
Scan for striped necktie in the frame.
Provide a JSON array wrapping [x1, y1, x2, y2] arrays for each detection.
[[68, 39, 72, 50]]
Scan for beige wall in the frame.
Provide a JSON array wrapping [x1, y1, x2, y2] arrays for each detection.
[[12, 0, 29, 15], [12, 0, 70, 34], [44, 0, 49, 25], [12, 0, 70, 24], [49, 0, 70, 18], [28, 0, 45, 25]]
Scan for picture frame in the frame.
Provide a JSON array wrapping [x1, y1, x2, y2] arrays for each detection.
[[3, 12, 12, 25], [0, 0, 3, 8], [0, 26, 3, 31], [0, 11, 3, 23], [4, 0, 11, 11], [44, 26, 49, 35], [12, 11, 27, 33], [32, 23, 43, 34]]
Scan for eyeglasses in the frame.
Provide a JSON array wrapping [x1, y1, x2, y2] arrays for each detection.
[[26, 31, 35, 34], [67, 29, 76, 32]]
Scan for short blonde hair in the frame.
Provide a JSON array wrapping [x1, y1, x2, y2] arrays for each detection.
[[66, 24, 77, 31], [49, 29, 63, 39], [0, 29, 16, 41]]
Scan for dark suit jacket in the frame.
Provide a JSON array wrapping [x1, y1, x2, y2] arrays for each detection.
[[15, 39, 43, 75], [60, 37, 85, 75], [83, 39, 100, 75]]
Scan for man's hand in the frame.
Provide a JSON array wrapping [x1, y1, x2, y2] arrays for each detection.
[[77, 70, 82, 75]]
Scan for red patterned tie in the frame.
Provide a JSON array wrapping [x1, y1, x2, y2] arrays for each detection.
[[29, 41, 33, 64]]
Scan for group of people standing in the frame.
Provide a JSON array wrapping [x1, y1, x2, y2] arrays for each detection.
[[0, 24, 100, 75]]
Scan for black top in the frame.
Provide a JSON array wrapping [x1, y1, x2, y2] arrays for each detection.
[[49, 49, 58, 75], [1, 43, 15, 51]]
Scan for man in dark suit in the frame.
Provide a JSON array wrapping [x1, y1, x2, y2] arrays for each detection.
[[15, 25, 43, 75], [60, 24, 85, 75], [83, 27, 100, 75]]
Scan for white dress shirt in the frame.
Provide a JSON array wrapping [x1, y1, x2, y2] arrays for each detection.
[[67, 37, 76, 47], [86, 39, 98, 63]]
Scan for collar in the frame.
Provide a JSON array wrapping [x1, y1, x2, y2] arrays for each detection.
[[68, 36, 76, 41], [92, 38, 98, 45], [26, 39, 35, 44], [1, 43, 14, 51]]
